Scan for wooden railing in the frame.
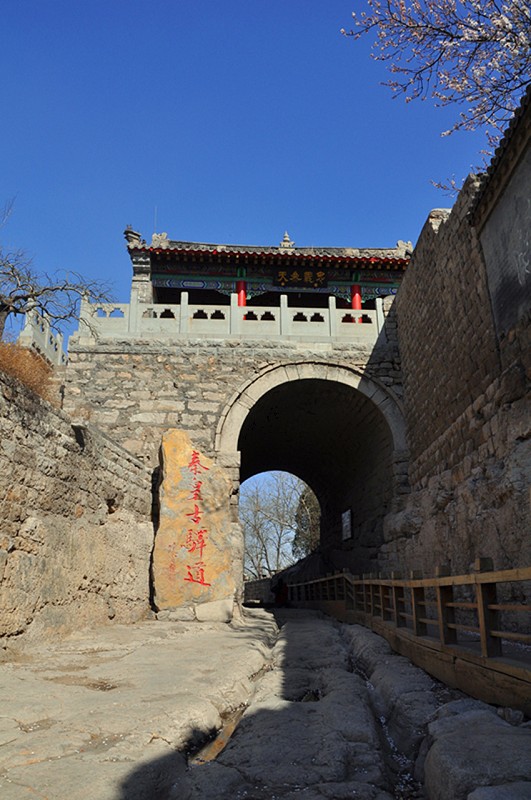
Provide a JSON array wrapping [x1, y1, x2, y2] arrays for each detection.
[[288, 559, 531, 712]]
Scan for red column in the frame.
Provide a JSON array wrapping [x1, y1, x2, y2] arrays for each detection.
[[237, 280, 247, 307], [351, 284, 362, 323]]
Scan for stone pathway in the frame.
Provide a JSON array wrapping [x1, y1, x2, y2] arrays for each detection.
[[0, 610, 276, 800], [187, 610, 396, 800], [1, 609, 530, 800]]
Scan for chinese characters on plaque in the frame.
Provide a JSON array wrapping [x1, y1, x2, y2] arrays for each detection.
[[274, 269, 327, 289]]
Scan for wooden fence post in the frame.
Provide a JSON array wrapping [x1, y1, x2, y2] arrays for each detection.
[[411, 570, 427, 636], [382, 583, 392, 621], [435, 564, 457, 645], [391, 571, 405, 627], [475, 557, 502, 658], [378, 579, 386, 619], [370, 576, 378, 617], [362, 574, 370, 615], [346, 576, 354, 611]]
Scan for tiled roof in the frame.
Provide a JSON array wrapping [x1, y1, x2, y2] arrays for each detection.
[[123, 229, 411, 265]]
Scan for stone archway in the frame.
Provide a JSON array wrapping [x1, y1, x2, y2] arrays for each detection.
[[215, 361, 409, 575]]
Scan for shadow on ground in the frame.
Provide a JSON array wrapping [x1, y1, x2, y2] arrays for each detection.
[[117, 749, 190, 800], [115, 609, 401, 800]]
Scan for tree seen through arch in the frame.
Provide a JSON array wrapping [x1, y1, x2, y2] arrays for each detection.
[[240, 471, 320, 580]]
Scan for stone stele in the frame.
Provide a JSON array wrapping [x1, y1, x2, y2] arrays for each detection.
[[152, 429, 237, 619]]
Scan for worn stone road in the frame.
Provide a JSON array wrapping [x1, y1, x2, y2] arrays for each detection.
[[1, 609, 530, 800]]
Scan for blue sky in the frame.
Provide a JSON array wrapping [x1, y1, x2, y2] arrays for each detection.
[[2, 0, 487, 326]]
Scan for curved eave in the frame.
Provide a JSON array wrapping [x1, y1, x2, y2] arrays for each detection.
[[129, 247, 409, 271]]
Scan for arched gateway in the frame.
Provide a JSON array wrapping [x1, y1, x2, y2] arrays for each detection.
[[63, 229, 411, 620], [216, 361, 408, 574]]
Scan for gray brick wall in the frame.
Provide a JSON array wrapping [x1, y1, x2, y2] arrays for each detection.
[[395, 180, 501, 487], [388, 157, 530, 577]]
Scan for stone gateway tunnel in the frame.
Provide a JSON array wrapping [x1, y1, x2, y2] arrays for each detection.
[[218, 362, 407, 573], [4, 95, 529, 636]]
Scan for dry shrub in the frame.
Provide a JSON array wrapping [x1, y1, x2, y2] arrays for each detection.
[[0, 342, 53, 401]]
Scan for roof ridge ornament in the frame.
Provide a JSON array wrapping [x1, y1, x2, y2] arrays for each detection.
[[124, 226, 144, 249], [396, 239, 414, 257], [279, 231, 295, 251], [151, 232, 169, 249]]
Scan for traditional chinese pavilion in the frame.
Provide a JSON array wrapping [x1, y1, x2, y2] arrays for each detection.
[[123, 228, 411, 315]]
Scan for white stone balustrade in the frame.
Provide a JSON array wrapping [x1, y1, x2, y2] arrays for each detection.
[[18, 309, 68, 366], [75, 293, 387, 344]]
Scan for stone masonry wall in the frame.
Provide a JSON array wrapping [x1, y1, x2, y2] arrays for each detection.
[[394, 178, 501, 485], [63, 334, 403, 469], [387, 172, 530, 578], [0, 372, 153, 652]]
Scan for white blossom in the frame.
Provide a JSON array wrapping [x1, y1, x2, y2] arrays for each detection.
[[343, 0, 531, 143]]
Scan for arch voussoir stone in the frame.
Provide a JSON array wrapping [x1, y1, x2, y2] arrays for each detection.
[[215, 360, 407, 457]]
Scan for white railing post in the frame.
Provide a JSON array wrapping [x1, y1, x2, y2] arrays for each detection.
[[78, 297, 95, 338], [229, 293, 241, 335], [56, 331, 65, 365], [328, 295, 337, 337], [179, 292, 189, 334], [280, 294, 290, 336], [376, 297, 385, 336], [42, 312, 51, 345], [128, 287, 139, 333], [20, 302, 35, 336], [17, 304, 36, 350]]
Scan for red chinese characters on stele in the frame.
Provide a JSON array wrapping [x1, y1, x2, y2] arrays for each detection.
[[185, 528, 207, 559], [182, 451, 211, 587], [186, 504, 203, 524]]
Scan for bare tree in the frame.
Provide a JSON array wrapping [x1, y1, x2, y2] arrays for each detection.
[[342, 1, 531, 144], [292, 486, 321, 560], [0, 256, 112, 340], [240, 472, 318, 580], [0, 204, 111, 339]]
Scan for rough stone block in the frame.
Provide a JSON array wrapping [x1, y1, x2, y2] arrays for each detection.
[[168, 607, 196, 621], [152, 429, 239, 617], [424, 712, 531, 800], [130, 412, 167, 424], [194, 597, 233, 622]]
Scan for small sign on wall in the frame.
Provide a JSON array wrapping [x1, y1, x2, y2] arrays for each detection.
[[341, 509, 352, 541]]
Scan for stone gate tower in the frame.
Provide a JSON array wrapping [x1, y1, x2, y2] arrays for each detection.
[[63, 231, 411, 620]]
